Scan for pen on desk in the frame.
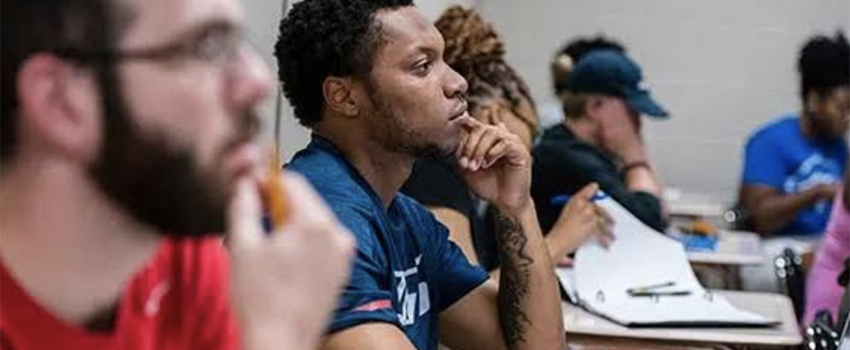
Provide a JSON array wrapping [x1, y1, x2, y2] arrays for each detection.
[[628, 290, 692, 297], [550, 191, 609, 206], [625, 281, 676, 294]]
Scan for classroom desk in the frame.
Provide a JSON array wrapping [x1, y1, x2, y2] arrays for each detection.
[[562, 290, 802, 349], [684, 230, 765, 290], [669, 200, 727, 221], [686, 230, 764, 266], [666, 190, 727, 221]]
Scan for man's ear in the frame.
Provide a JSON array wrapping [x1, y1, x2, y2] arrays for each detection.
[[323, 76, 360, 117], [17, 53, 101, 163]]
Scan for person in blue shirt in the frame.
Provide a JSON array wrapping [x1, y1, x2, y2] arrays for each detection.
[[275, 1, 566, 350], [739, 32, 849, 236]]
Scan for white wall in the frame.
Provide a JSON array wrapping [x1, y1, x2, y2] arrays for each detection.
[[244, 0, 476, 160], [477, 0, 850, 201], [243, 0, 305, 160]]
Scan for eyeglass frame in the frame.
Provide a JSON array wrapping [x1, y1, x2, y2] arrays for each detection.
[[48, 22, 252, 71]]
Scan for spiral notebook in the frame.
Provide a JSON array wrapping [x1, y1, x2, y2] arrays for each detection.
[[563, 194, 777, 327]]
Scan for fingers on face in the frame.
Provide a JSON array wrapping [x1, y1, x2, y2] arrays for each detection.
[[459, 125, 488, 170], [482, 141, 507, 168], [458, 122, 514, 171]]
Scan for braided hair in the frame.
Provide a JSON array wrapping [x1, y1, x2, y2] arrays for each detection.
[[435, 6, 538, 137]]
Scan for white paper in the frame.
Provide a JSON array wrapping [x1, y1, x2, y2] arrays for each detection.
[[555, 268, 578, 303], [570, 195, 776, 327]]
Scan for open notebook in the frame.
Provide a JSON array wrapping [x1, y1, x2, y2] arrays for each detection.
[[561, 194, 778, 327]]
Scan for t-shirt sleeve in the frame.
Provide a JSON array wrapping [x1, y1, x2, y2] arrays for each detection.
[[401, 159, 473, 217], [425, 216, 489, 311], [327, 208, 400, 334], [742, 131, 785, 188]]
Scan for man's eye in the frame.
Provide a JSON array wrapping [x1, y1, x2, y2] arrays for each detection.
[[412, 61, 432, 75], [190, 28, 237, 61], [194, 36, 226, 60]]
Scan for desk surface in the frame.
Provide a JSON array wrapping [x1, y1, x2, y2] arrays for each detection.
[[563, 290, 802, 346], [666, 192, 727, 219], [686, 230, 765, 266]]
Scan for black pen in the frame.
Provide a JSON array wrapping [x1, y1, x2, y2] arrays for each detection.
[[625, 281, 676, 294], [628, 290, 692, 297]]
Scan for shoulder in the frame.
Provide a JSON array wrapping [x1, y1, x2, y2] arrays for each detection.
[[287, 146, 353, 195], [535, 125, 571, 149], [534, 131, 607, 174], [535, 126, 587, 159], [393, 193, 444, 229], [747, 115, 799, 145], [288, 148, 376, 224]]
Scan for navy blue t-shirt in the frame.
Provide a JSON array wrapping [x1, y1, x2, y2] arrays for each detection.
[[742, 115, 848, 235], [287, 136, 489, 350]]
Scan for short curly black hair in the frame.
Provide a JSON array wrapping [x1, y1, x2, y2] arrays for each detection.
[[275, 0, 414, 127], [798, 31, 849, 102]]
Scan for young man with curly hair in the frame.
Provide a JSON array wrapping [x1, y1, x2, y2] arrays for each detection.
[[275, 1, 566, 350], [401, 6, 613, 274]]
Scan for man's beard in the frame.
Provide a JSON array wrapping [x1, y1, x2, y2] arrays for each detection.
[[367, 83, 457, 160], [88, 67, 257, 237]]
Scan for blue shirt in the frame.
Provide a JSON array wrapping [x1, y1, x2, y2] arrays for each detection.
[[287, 136, 489, 350], [742, 115, 848, 235]]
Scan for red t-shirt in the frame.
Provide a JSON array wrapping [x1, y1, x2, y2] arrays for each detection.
[[0, 238, 240, 350]]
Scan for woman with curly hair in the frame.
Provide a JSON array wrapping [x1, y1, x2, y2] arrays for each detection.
[[402, 6, 613, 275]]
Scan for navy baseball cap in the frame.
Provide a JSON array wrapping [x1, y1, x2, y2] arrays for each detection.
[[557, 50, 669, 118]]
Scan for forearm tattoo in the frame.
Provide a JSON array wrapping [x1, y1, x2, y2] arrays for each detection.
[[494, 210, 534, 346]]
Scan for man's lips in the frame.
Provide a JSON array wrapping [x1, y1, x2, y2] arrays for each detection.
[[451, 110, 471, 122], [449, 101, 469, 121]]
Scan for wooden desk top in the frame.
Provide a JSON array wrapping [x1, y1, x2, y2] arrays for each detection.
[[563, 290, 802, 346]]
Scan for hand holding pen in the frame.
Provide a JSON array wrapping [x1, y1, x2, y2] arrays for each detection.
[[547, 183, 616, 265], [226, 149, 355, 350]]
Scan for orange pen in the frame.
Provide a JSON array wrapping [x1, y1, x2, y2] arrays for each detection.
[[263, 146, 289, 231]]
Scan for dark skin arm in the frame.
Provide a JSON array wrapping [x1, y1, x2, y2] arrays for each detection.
[[450, 118, 566, 350], [429, 182, 613, 279], [739, 183, 839, 234]]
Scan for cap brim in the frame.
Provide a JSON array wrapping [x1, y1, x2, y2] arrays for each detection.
[[626, 91, 669, 118]]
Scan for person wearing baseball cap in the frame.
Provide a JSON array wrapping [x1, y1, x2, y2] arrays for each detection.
[[532, 49, 670, 233], [539, 36, 627, 129]]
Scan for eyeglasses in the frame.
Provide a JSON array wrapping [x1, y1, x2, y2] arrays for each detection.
[[51, 24, 248, 69]]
